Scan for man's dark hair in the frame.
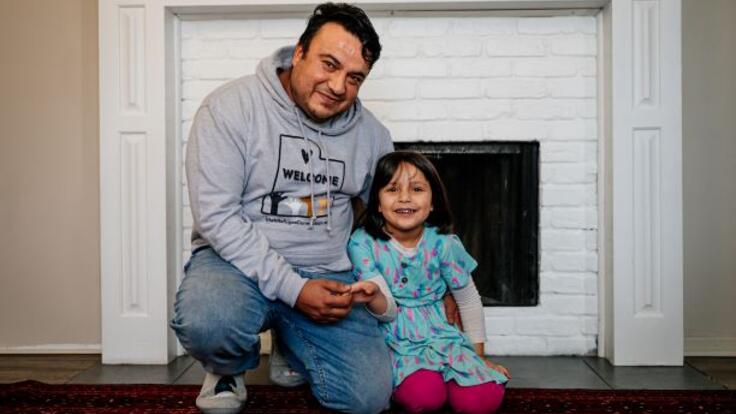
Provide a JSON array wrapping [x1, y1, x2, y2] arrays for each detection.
[[298, 3, 381, 67], [360, 151, 454, 240]]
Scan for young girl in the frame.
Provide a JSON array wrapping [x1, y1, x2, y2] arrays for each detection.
[[348, 151, 509, 414]]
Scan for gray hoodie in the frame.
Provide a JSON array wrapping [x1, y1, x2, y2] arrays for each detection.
[[186, 46, 393, 307]]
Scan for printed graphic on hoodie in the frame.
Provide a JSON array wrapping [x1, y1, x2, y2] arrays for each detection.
[[261, 134, 345, 219]]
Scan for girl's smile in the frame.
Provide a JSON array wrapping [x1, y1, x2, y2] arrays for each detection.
[[378, 162, 433, 247]]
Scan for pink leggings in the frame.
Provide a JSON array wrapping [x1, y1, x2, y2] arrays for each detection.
[[393, 369, 505, 414]]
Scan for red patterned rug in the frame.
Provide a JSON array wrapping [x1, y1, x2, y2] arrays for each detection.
[[0, 381, 734, 413]]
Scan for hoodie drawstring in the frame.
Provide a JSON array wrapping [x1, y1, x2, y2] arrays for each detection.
[[322, 130, 333, 232], [293, 108, 332, 232]]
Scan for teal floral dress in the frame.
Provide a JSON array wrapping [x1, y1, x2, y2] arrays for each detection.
[[348, 226, 509, 388]]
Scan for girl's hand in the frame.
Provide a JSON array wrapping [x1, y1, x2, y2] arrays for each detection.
[[350, 281, 380, 303], [483, 358, 511, 379]]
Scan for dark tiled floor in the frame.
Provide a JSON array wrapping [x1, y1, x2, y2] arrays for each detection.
[[687, 357, 736, 389], [0, 355, 99, 384], [583, 357, 724, 390], [68, 354, 195, 385], [0, 354, 731, 390], [494, 356, 610, 389]]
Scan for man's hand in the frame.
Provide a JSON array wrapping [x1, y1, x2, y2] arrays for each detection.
[[350, 281, 379, 303], [443, 293, 463, 331], [295, 279, 353, 323]]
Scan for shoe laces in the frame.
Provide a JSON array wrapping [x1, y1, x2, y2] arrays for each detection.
[[214, 375, 237, 394]]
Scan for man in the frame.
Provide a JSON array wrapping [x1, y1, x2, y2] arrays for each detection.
[[170, 3, 394, 414]]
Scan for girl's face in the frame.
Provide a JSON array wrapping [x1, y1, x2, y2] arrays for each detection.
[[378, 162, 433, 240]]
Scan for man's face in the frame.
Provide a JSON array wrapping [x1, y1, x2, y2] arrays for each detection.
[[289, 22, 370, 122]]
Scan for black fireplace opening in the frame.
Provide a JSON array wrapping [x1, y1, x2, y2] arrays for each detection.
[[395, 141, 539, 306]]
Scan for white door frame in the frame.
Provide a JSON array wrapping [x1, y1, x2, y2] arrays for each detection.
[[98, 0, 683, 365]]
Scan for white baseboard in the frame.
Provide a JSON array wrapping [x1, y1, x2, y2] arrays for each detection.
[[0, 344, 101, 354], [0, 333, 268, 357], [685, 337, 736, 356]]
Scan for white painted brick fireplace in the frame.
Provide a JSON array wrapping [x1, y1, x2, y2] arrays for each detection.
[[99, 0, 683, 366], [180, 14, 600, 356]]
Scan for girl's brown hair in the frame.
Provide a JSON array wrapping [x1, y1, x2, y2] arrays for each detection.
[[360, 151, 453, 240]]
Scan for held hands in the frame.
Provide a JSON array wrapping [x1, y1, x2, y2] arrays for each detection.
[[350, 281, 389, 316], [295, 279, 352, 324], [294, 279, 387, 323], [349, 280, 380, 303]]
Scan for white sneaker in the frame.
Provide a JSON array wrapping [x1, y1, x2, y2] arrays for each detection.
[[195, 372, 247, 414], [269, 335, 306, 387]]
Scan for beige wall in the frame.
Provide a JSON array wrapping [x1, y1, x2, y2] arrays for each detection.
[[682, 0, 736, 345], [0, 0, 100, 350]]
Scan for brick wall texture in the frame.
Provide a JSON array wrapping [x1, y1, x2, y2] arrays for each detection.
[[180, 14, 599, 356]]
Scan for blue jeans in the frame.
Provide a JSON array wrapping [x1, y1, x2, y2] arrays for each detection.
[[170, 247, 392, 414]]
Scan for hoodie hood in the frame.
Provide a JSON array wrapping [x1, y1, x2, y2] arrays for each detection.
[[256, 46, 363, 137], [185, 44, 393, 306]]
